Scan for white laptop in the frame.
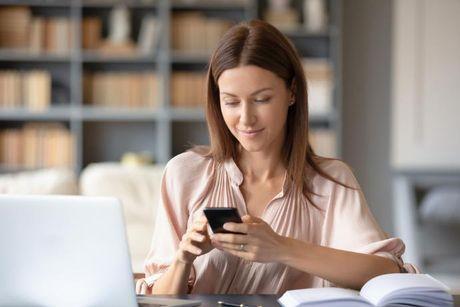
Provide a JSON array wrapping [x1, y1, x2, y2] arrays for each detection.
[[0, 195, 200, 307]]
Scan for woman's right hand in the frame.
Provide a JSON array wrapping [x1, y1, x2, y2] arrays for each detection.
[[175, 214, 213, 264]]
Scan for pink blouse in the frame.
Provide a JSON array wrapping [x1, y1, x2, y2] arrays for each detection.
[[143, 151, 417, 294]]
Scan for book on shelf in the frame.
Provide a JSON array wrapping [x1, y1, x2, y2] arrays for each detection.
[[0, 70, 51, 111], [137, 14, 160, 55], [29, 17, 45, 54], [0, 123, 74, 169], [171, 71, 206, 108], [82, 17, 102, 50], [278, 273, 453, 307], [44, 17, 73, 55], [0, 6, 72, 54], [172, 12, 232, 53], [0, 6, 31, 49], [303, 58, 334, 116], [84, 72, 159, 108]]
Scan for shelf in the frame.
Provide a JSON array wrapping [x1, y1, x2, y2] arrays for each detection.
[[172, 51, 211, 64], [171, 0, 251, 10], [80, 106, 161, 121], [82, 52, 157, 64], [0, 107, 72, 121], [0, 50, 71, 63], [309, 112, 337, 124], [169, 107, 206, 121], [0, 0, 70, 7], [0, 165, 39, 174], [282, 27, 330, 38], [81, 0, 157, 8], [0, 0, 341, 168]]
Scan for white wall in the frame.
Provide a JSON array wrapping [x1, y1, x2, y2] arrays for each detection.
[[342, 1, 394, 232]]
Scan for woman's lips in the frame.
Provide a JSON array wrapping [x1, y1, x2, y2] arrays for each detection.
[[237, 128, 264, 137]]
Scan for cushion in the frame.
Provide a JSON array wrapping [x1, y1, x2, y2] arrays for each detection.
[[420, 186, 460, 224], [0, 168, 78, 195]]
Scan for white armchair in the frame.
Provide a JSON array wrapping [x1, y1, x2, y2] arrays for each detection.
[[393, 174, 460, 293], [80, 162, 165, 273]]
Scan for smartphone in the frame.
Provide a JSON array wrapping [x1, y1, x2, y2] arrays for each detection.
[[203, 207, 244, 234]]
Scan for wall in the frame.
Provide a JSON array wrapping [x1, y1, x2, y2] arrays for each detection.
[[342, 1, 394, 232]]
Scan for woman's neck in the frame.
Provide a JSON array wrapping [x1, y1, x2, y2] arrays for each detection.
[[237, 148, 286, 182]]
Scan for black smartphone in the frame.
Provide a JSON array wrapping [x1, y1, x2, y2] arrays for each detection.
[[203, 207, 244, 234]]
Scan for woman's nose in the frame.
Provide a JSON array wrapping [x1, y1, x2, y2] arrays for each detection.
[[240, 102, 256, 126]]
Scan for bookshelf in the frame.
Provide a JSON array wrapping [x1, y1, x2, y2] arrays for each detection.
[[0, 0, 342, 174]]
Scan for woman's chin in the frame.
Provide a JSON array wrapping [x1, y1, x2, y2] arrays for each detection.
[[238, 142, 265, 153]]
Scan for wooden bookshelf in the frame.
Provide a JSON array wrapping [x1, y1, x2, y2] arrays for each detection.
[[0, 0, 343, 173]]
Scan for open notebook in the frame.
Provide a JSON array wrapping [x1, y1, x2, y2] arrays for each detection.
[[278, 273, 453, 307]]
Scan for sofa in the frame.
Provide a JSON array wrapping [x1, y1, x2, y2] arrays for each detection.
[[0, 163, 165, 274]]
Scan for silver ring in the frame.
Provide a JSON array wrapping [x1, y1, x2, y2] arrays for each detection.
[[239, 244, 245, 251]]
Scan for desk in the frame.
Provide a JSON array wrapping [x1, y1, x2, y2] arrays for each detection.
[[139, 295, 279, 307], [139, 294, 460, 307]]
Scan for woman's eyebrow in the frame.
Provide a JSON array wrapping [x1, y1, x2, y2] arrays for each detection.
[[220, 87, 273, 97]]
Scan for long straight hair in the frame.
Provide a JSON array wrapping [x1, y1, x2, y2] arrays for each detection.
[[196, 20, 352, 203]]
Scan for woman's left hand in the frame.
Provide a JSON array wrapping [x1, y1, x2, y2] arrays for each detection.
[[210, 215, 286, 263]]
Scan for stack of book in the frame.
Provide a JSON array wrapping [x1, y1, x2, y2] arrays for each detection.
[[171, 71, 206, 107], [0, 6, 73, 54], [0, 70, 51, 111], [172, 13, 232, 52], [303, 58, 334, 116], [83, 72, 159, 108], [0, 123, 74, 169]]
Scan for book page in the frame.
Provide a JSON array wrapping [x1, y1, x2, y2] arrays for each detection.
[[278, 287, 369, 306], [360, 273, 450, 306]]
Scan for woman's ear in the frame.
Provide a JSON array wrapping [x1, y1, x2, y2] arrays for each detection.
[[289, 78, 296, 105]]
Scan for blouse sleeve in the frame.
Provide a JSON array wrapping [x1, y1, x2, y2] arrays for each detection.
[[142, 152, 214, 290], [320, 161, 420, 281]]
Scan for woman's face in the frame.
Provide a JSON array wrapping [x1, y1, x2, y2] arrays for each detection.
[[218, 65, 293, 155]]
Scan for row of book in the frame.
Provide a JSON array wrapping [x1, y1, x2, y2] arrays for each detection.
[[83, 72, 159, 107], [0, 61, 331, 113], [172, 13, 232, 52], [0, 6, 73, 54], [0, 70, 51, 111], [0, 124, 74, 169], [171, 72, 207, 107]]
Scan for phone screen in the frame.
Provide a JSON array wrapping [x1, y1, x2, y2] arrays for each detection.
[[203, 207, 244, 234]]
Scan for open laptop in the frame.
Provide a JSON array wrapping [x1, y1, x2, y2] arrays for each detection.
[[0, 195, 200, 307]]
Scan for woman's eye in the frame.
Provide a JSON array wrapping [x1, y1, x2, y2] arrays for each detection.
[[254, 97, 270, 103], [224, 100, 239, 106]]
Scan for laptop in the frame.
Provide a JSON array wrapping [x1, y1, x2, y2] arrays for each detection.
[[0, 195, 200, 307]]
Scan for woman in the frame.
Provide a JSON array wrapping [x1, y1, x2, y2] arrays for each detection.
[[136, 20, 417, 295]]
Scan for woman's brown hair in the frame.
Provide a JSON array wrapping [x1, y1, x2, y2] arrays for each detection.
[[196, 19, 352, 202]]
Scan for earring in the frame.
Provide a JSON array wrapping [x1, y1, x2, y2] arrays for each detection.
[[289, 100, 295, 105]]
